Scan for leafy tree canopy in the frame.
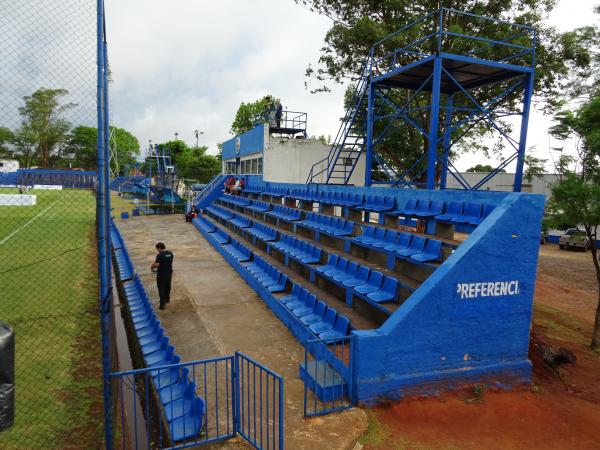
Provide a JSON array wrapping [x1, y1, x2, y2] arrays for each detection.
[[230, 95, 277, 136], [466, 164, 505, 173]]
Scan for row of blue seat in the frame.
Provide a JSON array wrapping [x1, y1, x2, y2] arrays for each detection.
[[219, 195, 250, 207], [245, 200, 271, 213], [244, 256, 288, 293], [281, 284, 350, 340], [386, 199, 494, 225], [110, 224, 125, 250], [122, 276, 205, 442], [353, 226, 442, 263], [243, 183, 266, 194], [298, 212, 355, 237], [317, 255, 399, 303], [222, 240, 252, 262], [246, 222, 278, 242], [206, 205, 234, 221], [266, 204, 302, 221], [230, 214, 251, 229], [263, 186, 288, 198], [242, 187, 495, 227], [114, 247, 134, 281], [271, 234, 322, 264]]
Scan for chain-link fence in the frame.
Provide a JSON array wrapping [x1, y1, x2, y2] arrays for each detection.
[[0, 1, 109, 448]]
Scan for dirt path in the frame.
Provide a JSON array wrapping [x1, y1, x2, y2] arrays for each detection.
[[360, 244, 600, 450]]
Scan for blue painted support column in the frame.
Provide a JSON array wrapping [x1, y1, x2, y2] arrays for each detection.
[[426, 56, 443, 190], [514, 73, 534, 192], [440, 94, 454, 190], [364, 82, 375, 187]]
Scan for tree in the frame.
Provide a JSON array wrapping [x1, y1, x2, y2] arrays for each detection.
[[546, 175, 600, 350], [65, 125, 140, 171], [175, 145, 221, 183], [548, 94, 600, 350], [0, 126, 14, 158], [230, 95, 276, 136], [297, 1, 597, 182], [18, 88, 75, 168], [466, 164, 504, 173], [524, 155, 548, 183], [10, 127, 37, 168]]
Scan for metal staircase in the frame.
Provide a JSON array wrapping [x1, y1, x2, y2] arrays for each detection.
[[306, 57, 373, 185]]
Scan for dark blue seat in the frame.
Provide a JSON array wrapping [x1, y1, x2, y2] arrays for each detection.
[[386, 198, 417, 216], [353, 225, 375, 244], [470, 204, 495, 225], [396, 235, 427, 257], [324, 257, 349, 279], [319, 315, 350, 340], [309, 307, 337, 335], [435, 201, 463, 221], [367, 276, 399, 303], [452, 203, 482, 224], [317, 255, 339, 274], [372, 230, 396, 249], [342, 266, 370, 288], [334, 261, 358, 283], [284, 287, 309, 309], [300, 301, 327, 326], [280, 284, 302, 305], [292, 294, 318, 317], [169, 397, 205, 442], [411, 239, 442, 262], [354, 271, 384, 295]]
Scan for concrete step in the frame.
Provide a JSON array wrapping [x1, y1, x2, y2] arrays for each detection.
[[299, 360, 348, 402]]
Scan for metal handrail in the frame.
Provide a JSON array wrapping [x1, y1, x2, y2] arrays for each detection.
[[192, 173, 225, 205]]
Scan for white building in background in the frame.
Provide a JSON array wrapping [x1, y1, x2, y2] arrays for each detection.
[[446, 172, 560, 197], [221, 122, 365, 186], [0, 159, 19, 173]]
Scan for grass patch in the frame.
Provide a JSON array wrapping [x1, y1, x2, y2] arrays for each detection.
[[359, 409, 390, 447], [0, 188, 103, 449]]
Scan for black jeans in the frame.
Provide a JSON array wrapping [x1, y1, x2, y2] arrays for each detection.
[[156, 275, 172, 307]]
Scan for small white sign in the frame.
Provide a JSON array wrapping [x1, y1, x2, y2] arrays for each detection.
[[457, 280, 520, 299]]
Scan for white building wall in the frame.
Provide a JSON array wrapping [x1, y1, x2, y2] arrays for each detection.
[[263, 136, 365, 186], [445, 172, 559, 197], [0, 159, 19, 172]]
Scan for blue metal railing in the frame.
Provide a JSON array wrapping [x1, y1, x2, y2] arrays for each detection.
[[111, 352, 284, 449], [302, 336, 356, 417], [192, 174, 226, 206], [269, 110, 308, 136], [235, 352, 284, 450], [371, 8, 536, 75]]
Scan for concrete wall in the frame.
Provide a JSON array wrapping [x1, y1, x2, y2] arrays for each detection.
[[446, 172, 559, 197], [263, 136, 365, 186]]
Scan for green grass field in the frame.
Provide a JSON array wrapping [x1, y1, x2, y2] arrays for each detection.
[[0, 188, 103, 449]]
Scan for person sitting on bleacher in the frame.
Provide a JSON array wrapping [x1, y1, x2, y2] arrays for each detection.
[[185, 206, 198, 223], [231, 178, 242, 196], [224, 176, 234, 194]]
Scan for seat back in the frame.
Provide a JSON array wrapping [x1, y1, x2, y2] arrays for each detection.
[[481, 204, 495, 218], [335, 257, 349, 272], [367, 271, 384, 288], [404, 198, 417, 211], [464, 203, 482, 218], [425, 239, 442, 260], [323, 307, 337, 326], [446, 201, 463, 216], [305, 294, 317, 310], [384, 230, 398, 244], [345, 261, 359, 277], [373, 228, 386, 241], [409, 235, 427, 252], [416, 200, 430, 213], [356, 266, 370, 283], [382, 276, 399, 295], [312, 301, 327, 319], [429, 201, 444, 215], [334, 315, 350, 335]]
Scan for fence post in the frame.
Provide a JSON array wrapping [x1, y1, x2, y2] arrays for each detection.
[[233, 352, 240, 435]]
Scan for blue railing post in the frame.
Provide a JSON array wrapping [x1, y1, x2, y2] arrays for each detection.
[[426, 56, 443, 190], [514, 72, 534, 192], [440, 94, 454, 190], [96, 0, 113, 448], [364, 82, 375, 187]]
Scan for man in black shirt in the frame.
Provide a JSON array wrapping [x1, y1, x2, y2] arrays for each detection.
[[151, 242, 174, 310]]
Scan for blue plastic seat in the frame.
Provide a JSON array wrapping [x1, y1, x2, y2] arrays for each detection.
[[319, 315, 350, 340], [281, 284, 301, 304], [317, 255, 338, 274], [300, 301, 327, 326], [418, 200, 444, 217], [435, 201, 463, 221], [411, 239, 442, 262], [292, 294, 318, 317], [159, 380, 191, 406], [342, 266, 370, 288], [367, 276, 399, 303], [354, 271, 384, 295], [452, 203, 482, 224], [324, 257, 349, 278], [372, 229, 394, 248], [309, 308, 337, 335], [267, 274, 287, 293], [169, 397, 205, 442], [334, 261, 358, 283], [284, 288, 309, 310], [163, 381, 197, 422], [353, 225, 375, 244], [470, 204, 494, 225], [361, 227, 384, 245], [396, 235, 427, 257]]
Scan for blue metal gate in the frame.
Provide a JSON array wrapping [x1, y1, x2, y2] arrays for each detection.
[[111, 353, 284, 449], [301, 336, 356, 417]]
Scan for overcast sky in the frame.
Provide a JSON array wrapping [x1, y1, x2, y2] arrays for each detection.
[[106, 0, 599, 172]]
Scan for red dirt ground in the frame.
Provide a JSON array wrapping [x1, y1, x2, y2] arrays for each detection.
[[362, 245, 600, 450]]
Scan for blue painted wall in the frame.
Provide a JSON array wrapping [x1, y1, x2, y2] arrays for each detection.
[[222, 124, 266, 160]]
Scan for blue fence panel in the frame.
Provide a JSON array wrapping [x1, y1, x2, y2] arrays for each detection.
[[302, 336, 356, 417], [235, 352, 284, 450]]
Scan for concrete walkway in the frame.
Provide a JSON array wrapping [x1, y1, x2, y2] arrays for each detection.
[[116, 215, 367, 450]]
